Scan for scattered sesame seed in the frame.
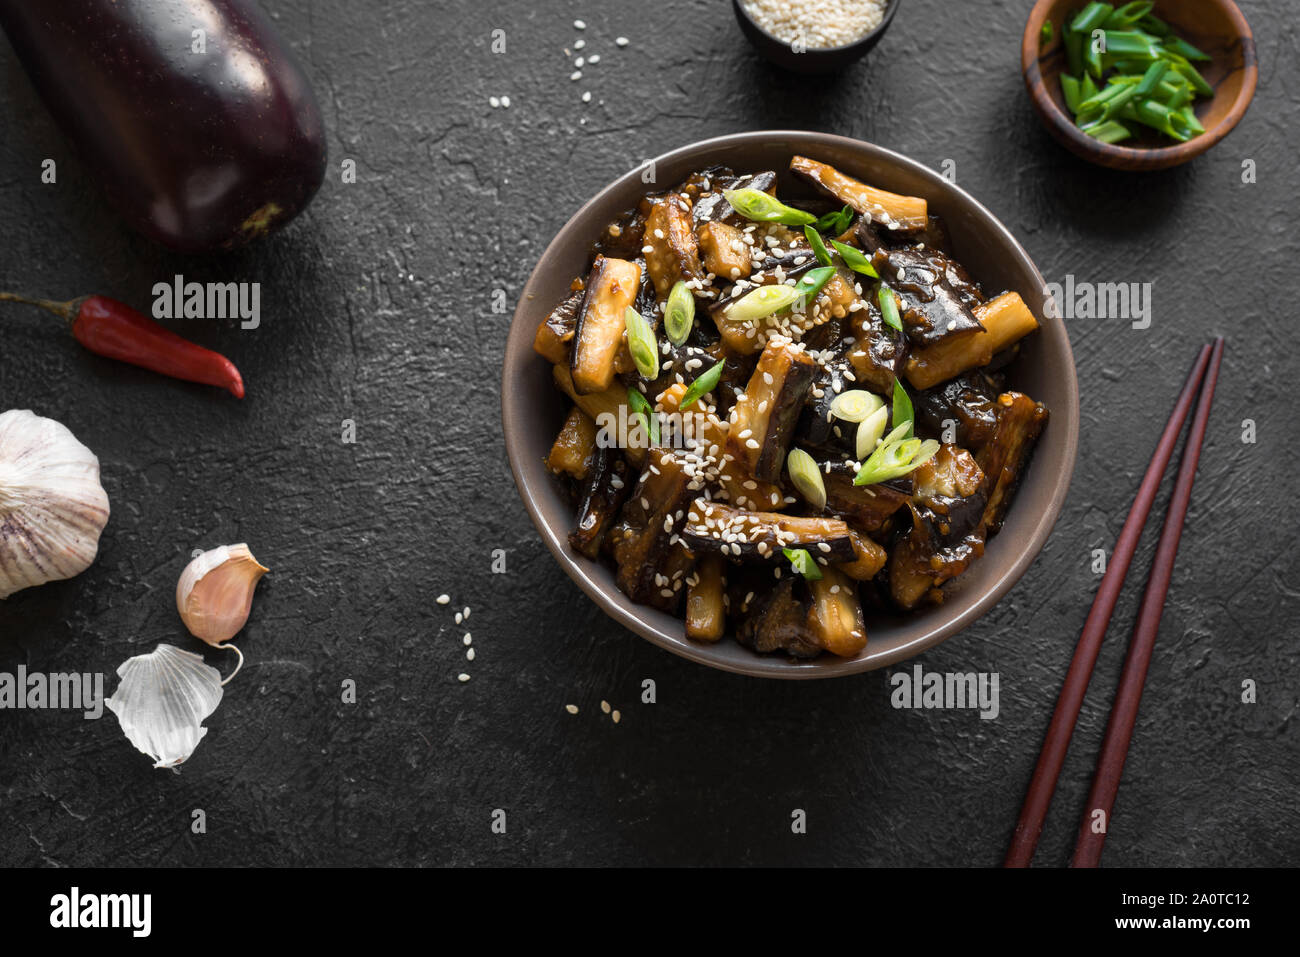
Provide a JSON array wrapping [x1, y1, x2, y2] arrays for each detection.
[[463, 633, 472, 646], [436, 594, 451, 605], [582, 91, 592, 103], [588, 54, 600, 64], [466, 648, 476, 661], [616, 36, 629, 46], [501, 95, 511, 108], [489, 96, 500, 108], [570, 70, 582, 81], [462, 607, 471, 619], [458, 673, 471, 682], [455, 612, 463, 624], [612, 710, 621, 723], [574, 38, 586, 50], [574, 19, 586, 29], [601, 700, 611, 714], [565, 704, 579, 714]]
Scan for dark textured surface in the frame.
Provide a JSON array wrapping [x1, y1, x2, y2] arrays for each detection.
[[0, 0, 1295, 867]]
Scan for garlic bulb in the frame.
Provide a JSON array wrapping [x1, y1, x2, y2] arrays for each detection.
[[106, 643, 224, 768], [176, 543, 267, 645], [0, 409, 110, 599]]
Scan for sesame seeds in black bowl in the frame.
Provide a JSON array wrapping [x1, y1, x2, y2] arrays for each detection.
[[732, 0, 902, 74]]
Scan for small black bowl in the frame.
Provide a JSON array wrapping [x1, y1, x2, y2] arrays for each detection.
[[732, 0, 902, 74]]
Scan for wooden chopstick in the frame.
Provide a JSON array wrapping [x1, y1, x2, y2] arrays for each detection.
[[1004, 341, 1218, 868], [1071, 336, 1224, 867]]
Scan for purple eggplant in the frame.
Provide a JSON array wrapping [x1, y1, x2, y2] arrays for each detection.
[[0, 0, 326, 252]]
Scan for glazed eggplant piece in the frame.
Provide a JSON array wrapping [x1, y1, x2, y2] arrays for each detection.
[[734, 575, 821, 658], [914, 371, 1005, 452], [0, 0, 326, 252], [570, 256, 642, 394], [685, 553, 726, 642], [644, 194, 706, 300], [806, 566, 868, 657], [823, 464, 913, 535], [609, 451, 696, 611], [726, 340, 817, 482], [905, 292, 1041, 390], [876, 245, 985, 348], [534, 290, 583, 364], [838, 529, 889, 581], [790, 156, 928, 232], [794, 362, 857, 456], [888, 446, 988, 609], [546, 406, 599, 480], [697, 221, 752, 281], [976, 392, 1049, 536], [681, 500, 856, 563], [569, 447, 631, 559], [847, 298, 908, 394]]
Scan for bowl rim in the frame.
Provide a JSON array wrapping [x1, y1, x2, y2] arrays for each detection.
[[1021, 0, 1258, 169], [731, 0, 902, 55], [502, 130, 1079, 679]]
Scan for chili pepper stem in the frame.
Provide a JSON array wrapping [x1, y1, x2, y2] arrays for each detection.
[[0, 290, 87, 324]]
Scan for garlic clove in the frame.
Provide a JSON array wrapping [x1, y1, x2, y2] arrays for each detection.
[[106, 643, 223, 769], [0, 409, 110, 599], [176, 543, 268, 645]]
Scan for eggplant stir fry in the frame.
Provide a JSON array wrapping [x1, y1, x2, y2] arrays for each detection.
[[535, 156, 1048, 659]]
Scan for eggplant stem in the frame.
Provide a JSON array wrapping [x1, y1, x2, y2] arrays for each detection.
[[0, 291, 84, 324]]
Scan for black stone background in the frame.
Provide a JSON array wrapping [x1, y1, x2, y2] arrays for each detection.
[[0, 0, 1296, 867]]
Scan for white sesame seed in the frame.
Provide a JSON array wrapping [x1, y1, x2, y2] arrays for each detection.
[[616, 36, 629, 46], [489, 96, 500, 108], [582, 91, 592, 103], [458, 673, 471, 682], [574, 19, 586, 29], [612, 710, 621, 723], [601, 700, 611, 714], [466, 648, 475, 661], [566, 704, 579, 714], [501, 95, 511, 108], [463, 633, 472, 646], [436, 594, 451, 605]]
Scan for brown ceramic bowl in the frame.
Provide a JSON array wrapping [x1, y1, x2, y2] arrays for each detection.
[[1023, 0, 1257, 171], [503, 131, 1079, 679]]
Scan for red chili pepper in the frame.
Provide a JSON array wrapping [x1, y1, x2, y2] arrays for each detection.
[[0, 291, 244, 398]]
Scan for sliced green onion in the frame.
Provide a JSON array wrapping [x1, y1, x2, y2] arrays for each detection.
[[1134, 59, 1169, 96], [1101, 30, 1162, 59], [1135, 12, 1170, 36], [1066, 30, 1085, 75], [1161, 54, 1212, 96], [664, 281, 695, 346], [793, 266, 835, 310], [1082, 119, 1134, 144], [782, 547, 823, 581], [813, 205, 853, 234], [877, 284, 903, 332], [1070, 2, 1114, 34], [830, 239, 879, 278], [803, 225, 833, 266], [1080, 71, 1100, 102], [1177, 104, 1205, 135], [829, 389, 884, 424], [1061, 73, 1082, 112], [623, 306, 659, 379], [855, 405, 889, 459], [725, 284, 801, 323], [1131, 98, 1192, 141], [853, 429, 940, 487], [627, 387, 659, 447], [1163, 34, 1209, 62], [1100, 1, 1153, 29], [679, 358, 725, 411], [723, 188, 816, 226], [786, 448, 827, 511], [1077, 82, 1138, 125], [892, 378, 914, 438]]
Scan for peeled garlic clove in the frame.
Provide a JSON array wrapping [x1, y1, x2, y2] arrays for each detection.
[[176, 543, 268, 645], [106, 643, 223, 769], [0, 409, 110, 599]]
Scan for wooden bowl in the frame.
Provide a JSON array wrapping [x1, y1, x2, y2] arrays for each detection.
[[502, 131, 1079, 679], [1022, 0, 1257, 171]]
